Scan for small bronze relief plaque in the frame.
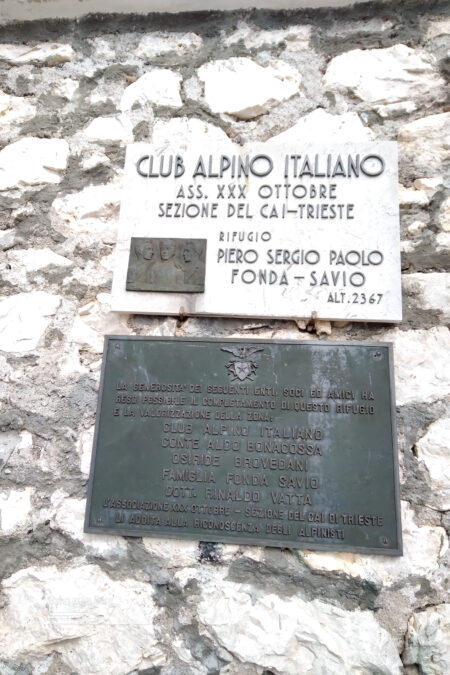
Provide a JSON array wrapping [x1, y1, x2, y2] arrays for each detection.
[[85, 337, 402, 555], [126, 237, 206, 293]]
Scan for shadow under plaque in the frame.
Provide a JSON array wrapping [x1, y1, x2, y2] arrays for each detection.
[[126, 237, 206, 293]]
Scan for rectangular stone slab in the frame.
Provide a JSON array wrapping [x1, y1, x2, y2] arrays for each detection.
[[84, 336, 402, 555], [111, 141, 401, 322]]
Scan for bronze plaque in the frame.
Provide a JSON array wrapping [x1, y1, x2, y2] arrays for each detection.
[[84, 337, 402, 555], [126, 237, 206, 292]]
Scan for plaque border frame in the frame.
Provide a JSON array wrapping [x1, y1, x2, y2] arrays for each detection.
[[84, 335, 403, 556]]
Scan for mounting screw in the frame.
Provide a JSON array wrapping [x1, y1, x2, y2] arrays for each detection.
[[373, 350, 382, 360]]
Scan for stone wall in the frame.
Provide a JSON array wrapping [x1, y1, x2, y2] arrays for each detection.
[[0, 2, 449, 674]]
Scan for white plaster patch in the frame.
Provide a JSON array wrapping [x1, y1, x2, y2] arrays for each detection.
[[0, 487, 34, 535], [120, 70, 182, 110], [0, 564, 165, 674], [198, 57, 301, 119], [416, 417, 450, 511], [0, 138, 69, 191], [0, 291, 61, 353], [198, 568, 403, 674], [0, 42, 75, 66]]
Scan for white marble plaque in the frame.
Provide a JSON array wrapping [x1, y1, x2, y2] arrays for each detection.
[[111, 141, 401, 322]]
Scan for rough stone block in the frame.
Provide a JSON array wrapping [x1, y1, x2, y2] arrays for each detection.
[[324, 45, 445, 115], [416, 417, 450, 511], [0, 138, 69, 191], [198, 569, 403, 674], [198, 57, 301, 119], [0, 565, 165, 674], [0, 291, 61, 352]]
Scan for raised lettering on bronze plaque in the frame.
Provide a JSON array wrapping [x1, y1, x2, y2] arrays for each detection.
[[126, 237, 206, 292], [84, 337, 402, 555]]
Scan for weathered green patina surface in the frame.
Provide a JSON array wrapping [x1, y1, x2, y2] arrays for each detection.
[[85, 336, 402, 555]]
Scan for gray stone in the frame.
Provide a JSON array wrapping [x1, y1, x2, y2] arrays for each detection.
[[415, 417, 450, 511], [198, 57, 301, 119], [302, 501, 447, 586], [266, 109, 374, 143], [0, 487, 34, 536], [0, 42, 75, 66], [402, 273, 450, 324], [51, 181, 121, 247], [426, 18, 450, 40], [437, 197, 450, 232], [398, 113, 450, 175], [379, 327, 450, 406], [225, 22, 312, 50], [0, 564, 165, 674], [0, 291, 61, 353], [136, 32, 202, 60], [404, 604, 450, 675], [83, 115, 134, 143], [0, 230, 16, 251], [67, 293, 132, 354], [48, 490, 128, 556], [198, 568, 403, 674], [120, 70, 182, 110], [324, 45, 445, 116], [0, 90, 35, 132], [0, 138, 69, 191]]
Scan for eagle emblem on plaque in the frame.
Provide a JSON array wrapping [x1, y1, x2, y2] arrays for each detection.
[[221, 345, 264, 382]]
